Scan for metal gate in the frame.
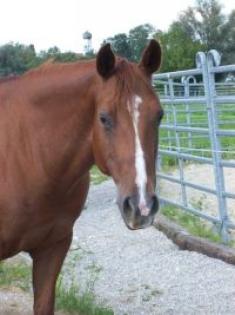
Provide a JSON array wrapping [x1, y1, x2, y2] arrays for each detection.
[[153, 50, 235, 242]]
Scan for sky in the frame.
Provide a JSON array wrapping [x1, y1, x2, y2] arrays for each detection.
[[0, 0, 234, 53]]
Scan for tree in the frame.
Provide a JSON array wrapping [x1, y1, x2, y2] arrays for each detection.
[[179, 0, 225, 49], [107, 33, 132, 60], [220, 10, 235, 64], [105, 24, 155, 61], [129, 24, 155, 61], [0, 43, 93, 77], [178, 0, 235, 63], [155, 22, 204, 72], [0, 43, 37, 76]]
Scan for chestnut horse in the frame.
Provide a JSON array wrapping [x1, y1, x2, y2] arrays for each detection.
[[0, 40, 163, 315]]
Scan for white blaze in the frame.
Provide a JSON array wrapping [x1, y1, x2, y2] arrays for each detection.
[[130, 95, 149, 216]]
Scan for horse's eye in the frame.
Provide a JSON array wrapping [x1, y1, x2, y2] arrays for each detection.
[[99, 112, 113, 130], [158, 110, 164, 123]]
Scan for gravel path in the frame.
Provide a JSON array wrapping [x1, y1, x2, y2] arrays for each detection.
[[72, 180, 235, 315], [1, 180, 235, 315]]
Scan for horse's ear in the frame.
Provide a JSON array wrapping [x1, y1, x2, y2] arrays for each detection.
[[96, 43, 115, 79], [139, 39, 161, 76]]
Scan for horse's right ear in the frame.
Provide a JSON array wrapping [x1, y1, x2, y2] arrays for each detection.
[[96, 43, 115, 79]]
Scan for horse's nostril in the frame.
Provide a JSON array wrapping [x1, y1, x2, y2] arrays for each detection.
[[150, 195, 159, 214], [123, 196, 133, 216], [123, 196, 130, 209]]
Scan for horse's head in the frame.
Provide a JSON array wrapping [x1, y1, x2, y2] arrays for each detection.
[[92, 40, 163, 230]]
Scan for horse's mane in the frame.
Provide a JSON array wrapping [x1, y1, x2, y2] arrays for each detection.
[[0, 75, 19, 85], [114, 58, 148, 101], [24, 58, 95, 78], [0, 57, 146, 101]]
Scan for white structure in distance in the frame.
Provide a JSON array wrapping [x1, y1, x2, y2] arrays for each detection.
[[83, 31, 93, 55]]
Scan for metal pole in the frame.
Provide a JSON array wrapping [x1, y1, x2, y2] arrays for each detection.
[[196, 51, 229, 242], [169, 78, 188, 208]]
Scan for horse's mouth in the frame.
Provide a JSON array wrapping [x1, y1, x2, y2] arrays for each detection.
[[119, 207, 155, 230], [125, 218, 154, 230], [117, 193, 158, 230]]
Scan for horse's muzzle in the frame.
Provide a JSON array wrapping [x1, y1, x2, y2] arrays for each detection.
[[120, 193, 159, 230]]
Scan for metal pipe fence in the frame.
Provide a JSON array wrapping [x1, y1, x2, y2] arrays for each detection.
[[153, 50, 235, 242]]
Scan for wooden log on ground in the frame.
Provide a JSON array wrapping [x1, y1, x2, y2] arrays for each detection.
[[154, 214, 235, 265]]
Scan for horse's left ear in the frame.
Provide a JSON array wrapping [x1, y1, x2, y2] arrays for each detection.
[[139, 39, 161, 75], [96, 43, 115, 79]]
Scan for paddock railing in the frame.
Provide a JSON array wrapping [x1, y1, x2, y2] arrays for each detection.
[[153, 50, 235, 242]]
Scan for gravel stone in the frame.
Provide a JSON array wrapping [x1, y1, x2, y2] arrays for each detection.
[[1, 179, 235, 315], [72, 179, 235, 315]]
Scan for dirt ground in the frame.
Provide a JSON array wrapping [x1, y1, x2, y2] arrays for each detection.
[[159, 162, 235, 229], [0, 288, 32, 315], [0, 288, 67, 315]]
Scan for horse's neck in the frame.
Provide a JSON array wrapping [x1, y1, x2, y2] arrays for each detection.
[[21, 66, 96, 187]]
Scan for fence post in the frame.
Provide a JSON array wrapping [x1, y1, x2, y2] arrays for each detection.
[[169, 78, 188, 208], [182, 76, 193, 149], [196, 51, 229, 243]]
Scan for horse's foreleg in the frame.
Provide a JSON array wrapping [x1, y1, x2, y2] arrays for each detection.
[[30, 233, 72, 315]]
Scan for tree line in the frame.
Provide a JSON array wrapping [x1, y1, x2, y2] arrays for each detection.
[[107, 0, 235, 71], [0, 0, 234, 77], [0, 44, 94, 77]]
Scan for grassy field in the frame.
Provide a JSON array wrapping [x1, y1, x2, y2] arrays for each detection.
[[158, 102, 235, 243], [159, 103, 235, 167]]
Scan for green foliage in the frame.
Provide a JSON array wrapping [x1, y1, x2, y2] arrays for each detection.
[[1, 1, 234, 77], [54, 51, 81, 62], [0, 261, 31, 291], [178, 0, 235, 64], [0, 254, 113, 315], [161, 205, 222, 243], [155, 23, 204, 72], [90, 166, 108, 185], [56, 250, 113, 314], [158, 103, 235, 168], [107, 33, 132, 60], [106, 23, 155, 62], [0, 43, 92, 78], [106, 0, 235, 69], [56, 279, 113, 315], [220, 10, 235, 64], [0, 43, 38, 76], [179, 0, 225, 50], [128, 24, 155, 61]]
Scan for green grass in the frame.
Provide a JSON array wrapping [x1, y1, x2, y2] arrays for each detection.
[[161, 204, 222, 243], [55, 250, 113, 315], [56, 279, 113, 315], [90, 166, 108, 185], [0, 261, 31, 291], [158, 103, 235, 244], [0, 254, 113, 315], [159, 103, 235, 167]]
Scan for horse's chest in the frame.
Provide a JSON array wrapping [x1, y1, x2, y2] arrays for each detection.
[[0, 174, 89, 259], [0, 205, 75, 259]]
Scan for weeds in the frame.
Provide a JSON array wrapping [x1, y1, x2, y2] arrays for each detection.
[[55, 250, 113, 314], [56, 279, 113, 315], [0, 260, 31, 291], [0, 251, 113, 315], [161, 204, 222, 243], [90, 166, 108, 185]]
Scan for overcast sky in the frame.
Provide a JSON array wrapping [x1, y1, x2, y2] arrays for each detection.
[[0, 0, 234, 53]]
